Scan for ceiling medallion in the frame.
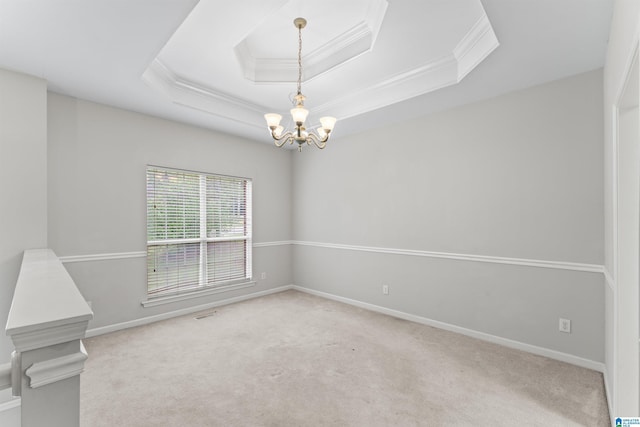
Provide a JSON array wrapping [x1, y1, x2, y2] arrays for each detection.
[[264, 18, 337, 152]]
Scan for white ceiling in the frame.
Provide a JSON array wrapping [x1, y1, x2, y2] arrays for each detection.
[[0, 0, 613, 144]]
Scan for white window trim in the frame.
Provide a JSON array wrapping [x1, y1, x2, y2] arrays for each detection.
[[145, 165, 252, 301]]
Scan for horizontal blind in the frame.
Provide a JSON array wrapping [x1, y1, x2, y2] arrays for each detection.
[[206, 240, 247, 284], [146, 166, 252, 298], [147, 168, 200, 241], [147, 243, 200, 295], [206, 175, 250, 238], [205, 174, 251, 285]]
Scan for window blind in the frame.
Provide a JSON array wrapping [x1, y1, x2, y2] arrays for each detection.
[[146, 166, 252, 297]]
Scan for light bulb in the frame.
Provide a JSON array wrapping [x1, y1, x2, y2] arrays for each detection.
[[319, 116, 337, 131], [264, 113, 282, 128], [290, 106, 309, 124]]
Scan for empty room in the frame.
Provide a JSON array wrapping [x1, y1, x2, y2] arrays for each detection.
[[0, 0, 636, 425]]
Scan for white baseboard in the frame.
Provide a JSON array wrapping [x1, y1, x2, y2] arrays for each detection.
[[86, 285, 294, 338], [603, 366, 614, 426], [0, 396, 20, 427], [292, 285, 606, 373], [87, 283, 605, 373], [0, 397, 20, 412]]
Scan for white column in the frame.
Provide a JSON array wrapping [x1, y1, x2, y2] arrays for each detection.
[[6, 249, 93, 427]]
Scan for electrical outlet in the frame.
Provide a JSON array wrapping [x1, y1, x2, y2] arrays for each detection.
[[261, 272, 267, 280], [559, 318, 571, 333], [382, 285, 389, 295]]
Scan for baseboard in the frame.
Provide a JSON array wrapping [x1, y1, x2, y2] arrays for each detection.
[[0, 396, 20, 427], [0, 396, 20, 412], [86, 285, 294, 338], [292, 285, 606, 373], [87, 283, 605, 373], [603, 366, 614, 426]]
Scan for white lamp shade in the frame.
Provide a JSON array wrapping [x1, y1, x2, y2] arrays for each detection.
[[264, 113, 282, 128], [274, 125, 284, 137], [319, 116, 337, 131], [290, 106, 309, 124]]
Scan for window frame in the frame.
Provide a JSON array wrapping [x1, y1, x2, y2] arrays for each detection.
[[144, 165, 253, 304]]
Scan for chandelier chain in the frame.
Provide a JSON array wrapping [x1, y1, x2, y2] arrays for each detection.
[[297, 24, 302, 96], [263, 17, 336, 151]]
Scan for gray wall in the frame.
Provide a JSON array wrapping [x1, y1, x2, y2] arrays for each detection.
[[0, 69, 48, 364], [0, 63, 610, 422], [292, 69, 604, 362], [47, 94, 293, 330], [0, 69, 47, 420], [1, 65, 606, 379]]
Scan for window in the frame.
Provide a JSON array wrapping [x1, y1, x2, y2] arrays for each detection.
[[146, 166, 252, 298]]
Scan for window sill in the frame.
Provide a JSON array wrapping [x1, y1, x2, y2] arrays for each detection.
[[141, 281, 256, 308]]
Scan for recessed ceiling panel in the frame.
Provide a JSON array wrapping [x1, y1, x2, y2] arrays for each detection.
[[235, 0, 388, 83], [143, 0, 499, 131]]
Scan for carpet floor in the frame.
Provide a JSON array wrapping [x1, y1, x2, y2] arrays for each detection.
[[80, 290, 609, 426]]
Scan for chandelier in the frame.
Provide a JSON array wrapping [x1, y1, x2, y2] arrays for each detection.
[[264, 18, 337, 152]]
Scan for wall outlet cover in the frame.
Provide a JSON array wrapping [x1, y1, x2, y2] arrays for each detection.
[[559, 318, 571, 333]]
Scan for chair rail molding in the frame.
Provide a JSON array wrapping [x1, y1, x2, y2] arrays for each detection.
[[58, 241, 293, 263], [292, 240, 604, 274]]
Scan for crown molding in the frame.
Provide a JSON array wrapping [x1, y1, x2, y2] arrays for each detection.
[[303, 21, 373, 81], [313, 54, 459, 119], [236, 22, 373, 83], [454, 13, 500, 80], [234, 0, 388, 83], [143, 7, 497, 129], [145, 53, 460, 125], [142, 58, 266, 118], [313, 11, 499, 119]]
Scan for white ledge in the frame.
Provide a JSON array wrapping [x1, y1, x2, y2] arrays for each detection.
[[141, 281, 256, 308], [26, 342, 88, 388], [6, 249, 94, 352]]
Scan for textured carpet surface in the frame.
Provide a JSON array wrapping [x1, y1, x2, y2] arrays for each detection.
[[81, 290, 609, 426]]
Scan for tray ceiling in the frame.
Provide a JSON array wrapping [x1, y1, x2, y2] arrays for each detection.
[[143, 0, 498, 135], [0, 0, 613, 144]]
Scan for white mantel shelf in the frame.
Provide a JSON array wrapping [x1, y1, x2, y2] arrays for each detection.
[[6, 249, 93, 352]]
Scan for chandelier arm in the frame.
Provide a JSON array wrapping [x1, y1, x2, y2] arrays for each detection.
[[306, 131, 328, 149], [310, 138, 327, 150], [308, 130, 330, 144], [270, 129, 292, 141], [272, 131, 295, 147], [274, 138, 288, 148]]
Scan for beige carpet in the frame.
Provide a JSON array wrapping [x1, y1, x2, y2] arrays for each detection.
[[80, 290, 609, 426]]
